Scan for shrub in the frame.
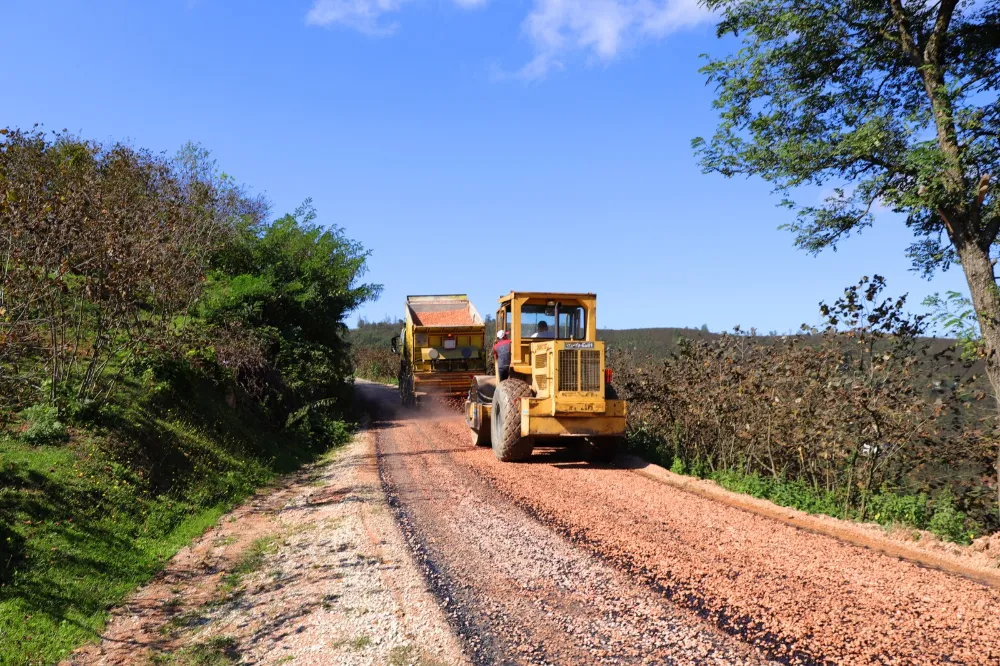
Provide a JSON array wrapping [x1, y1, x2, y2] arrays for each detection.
[[352, 345, 399, 384], [0, 132, 265, 411], [866, 491, 930, 528], [928, 494, 972, 544], [611, 276, 999, 534], [199, 201, 381, 424], [18, 404, 68, 445]]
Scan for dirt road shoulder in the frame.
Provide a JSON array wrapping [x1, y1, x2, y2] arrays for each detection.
[[66, 427, 469, 666]]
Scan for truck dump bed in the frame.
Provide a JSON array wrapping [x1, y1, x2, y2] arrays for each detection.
[[401, 295, 486, 398], [407, 297, 482, 328]]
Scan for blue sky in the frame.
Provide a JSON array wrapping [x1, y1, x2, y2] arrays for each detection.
[[2, 0, 970, 331]]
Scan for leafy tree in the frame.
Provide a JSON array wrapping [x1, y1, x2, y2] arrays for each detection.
[[694, 0, 1000, 513], [200, 200, 382, 420], [0, 128, 261, 409]]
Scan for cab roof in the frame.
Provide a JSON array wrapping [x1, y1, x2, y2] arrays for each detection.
[[498, 291, 596, 303]]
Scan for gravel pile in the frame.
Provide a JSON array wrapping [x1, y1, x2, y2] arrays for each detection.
[[413, 309, 475, 327]]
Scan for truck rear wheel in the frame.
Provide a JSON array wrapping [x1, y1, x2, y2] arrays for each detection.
[[399, 373, 415, 408], [490, 378, 534, 462]]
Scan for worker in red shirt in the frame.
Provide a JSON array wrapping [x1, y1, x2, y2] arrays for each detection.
[[493, 329, 512, 381]]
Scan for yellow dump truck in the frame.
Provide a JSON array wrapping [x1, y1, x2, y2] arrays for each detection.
[[465, 292, 626, 462], [392, 295, 487, 406]]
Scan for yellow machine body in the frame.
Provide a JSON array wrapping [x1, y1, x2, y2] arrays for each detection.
[[465, 292, 626, 443], [396, 295, 486, 402]]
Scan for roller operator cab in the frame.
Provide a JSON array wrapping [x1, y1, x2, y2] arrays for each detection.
[[465, 292, 627, 462]]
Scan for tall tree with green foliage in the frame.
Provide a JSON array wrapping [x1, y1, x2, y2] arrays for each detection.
[[694, 0, 1000, 513], [200, 200, 381, 423]]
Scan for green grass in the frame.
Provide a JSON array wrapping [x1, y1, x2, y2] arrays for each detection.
[[709, 469, 974, 543], [627, 431, 978, 544], [346, 635, 372, 650], [149, 636, 239, 665], [388, 644, 446, 666], [0, 375, 352, 666], [218, 537, 277, 594]]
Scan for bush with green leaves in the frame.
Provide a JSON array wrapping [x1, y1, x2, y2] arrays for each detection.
[[614, 277, 998, 539], [0, 128, 377, 664], [928, 494, 972, 544], [352, 345, 399, 384], [0, 131, 264, 412], [199, 201, 381, 429], [18, 404, 68, 445]]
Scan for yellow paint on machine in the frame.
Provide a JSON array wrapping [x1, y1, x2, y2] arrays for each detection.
[[520, 399, 627, 437], [464, 291, 629, 448]]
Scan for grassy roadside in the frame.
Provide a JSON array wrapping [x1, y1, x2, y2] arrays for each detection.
[[626, 429, 976, 544], [0, 376, 353, 666]]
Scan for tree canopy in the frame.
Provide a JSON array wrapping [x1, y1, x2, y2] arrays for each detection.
[[694, 0, 999, 275]]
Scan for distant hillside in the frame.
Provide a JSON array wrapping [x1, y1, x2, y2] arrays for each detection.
[[598, 327, 717, 358], [351, 323, 712, 356], [350, 320, 404, 349], [600, 326, 978, 366]]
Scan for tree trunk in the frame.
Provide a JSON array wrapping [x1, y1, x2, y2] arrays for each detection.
[[956, 240, 1000, 521]]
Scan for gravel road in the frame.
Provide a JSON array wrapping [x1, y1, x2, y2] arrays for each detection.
[[362, 381, 1000, 666]]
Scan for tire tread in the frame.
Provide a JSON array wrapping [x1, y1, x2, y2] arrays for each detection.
[[491, 379, 534, 461]]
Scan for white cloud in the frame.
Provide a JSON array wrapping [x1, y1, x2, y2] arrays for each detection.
[[305, 0, 712, 77], [519, 0, 712, 79], [306, 0, 487, 35]]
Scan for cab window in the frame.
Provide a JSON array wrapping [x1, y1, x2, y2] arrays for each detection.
[[558, 306, 586, 340], [520, 304, 585, 340]]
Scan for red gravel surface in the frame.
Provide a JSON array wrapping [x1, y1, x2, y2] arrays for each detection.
[[413, 308, 474, 327], [359, 382, 1000, 665], [365, 383, 773, 665]]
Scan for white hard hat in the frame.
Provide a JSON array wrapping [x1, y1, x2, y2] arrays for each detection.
[[496, 330, 505, 339]]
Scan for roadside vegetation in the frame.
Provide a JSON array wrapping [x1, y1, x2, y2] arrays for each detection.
[[694, 1, 1000, 537], [0, 127, 379, 664], [613, 277, 998, 543], [350, 319, 402, 384]]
